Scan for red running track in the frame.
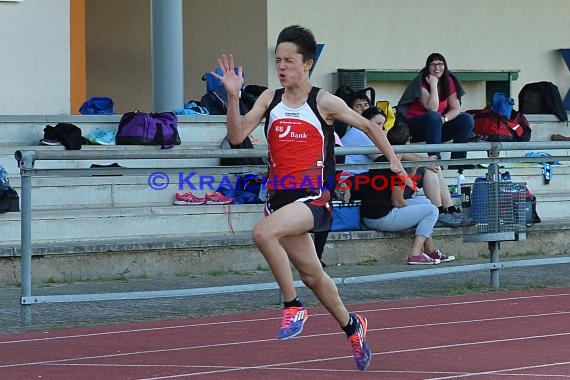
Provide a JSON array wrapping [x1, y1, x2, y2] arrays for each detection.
[[0, 288, 569, 379]]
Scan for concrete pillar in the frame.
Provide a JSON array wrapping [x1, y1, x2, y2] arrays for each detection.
[[151, 0, 184, 113]]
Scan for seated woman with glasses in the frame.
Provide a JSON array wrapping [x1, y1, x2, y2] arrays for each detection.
[[396, 53, 474, 171]]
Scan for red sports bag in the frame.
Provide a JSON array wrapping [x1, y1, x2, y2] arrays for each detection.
[[467, 107, 531, 142]]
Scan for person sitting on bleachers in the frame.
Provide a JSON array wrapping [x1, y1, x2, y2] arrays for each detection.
[[341, 107, 461, 228], [397, 52, 474, 171], [358, 125, 456, 265], [386, 120, 463, 228]]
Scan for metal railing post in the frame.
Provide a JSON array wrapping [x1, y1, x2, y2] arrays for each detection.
[[487, 162, 501, 289], [489, 242, 500, 289], [15, 150, 36, 326]]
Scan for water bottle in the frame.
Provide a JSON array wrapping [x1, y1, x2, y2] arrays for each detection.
[[257, 179, 267, 202], [455, 169, 465, 196]]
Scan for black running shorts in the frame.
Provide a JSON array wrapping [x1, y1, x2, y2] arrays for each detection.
[[264, 189, 332, 233]]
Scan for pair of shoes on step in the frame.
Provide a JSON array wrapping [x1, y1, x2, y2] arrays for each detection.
[[173, 191, 232, 205], [425, 249, 455, 263], [278, 305, 372, 371], [407, 249, 455, 265]]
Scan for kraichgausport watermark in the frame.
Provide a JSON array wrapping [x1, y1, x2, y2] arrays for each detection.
[[147, 172, 420, 191]]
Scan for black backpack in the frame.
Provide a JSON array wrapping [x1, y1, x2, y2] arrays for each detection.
[[518, 81, 568, 121], [241, 85, 268, 111], [200, 90, 250, 116], [219, 135, 267, 167]]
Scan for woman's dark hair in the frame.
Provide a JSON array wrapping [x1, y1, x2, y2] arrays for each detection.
[[276, 25, 316, 63], [386, 120, 411, 145], [361, 106, 386, 121], [421, 52, 451, 99]]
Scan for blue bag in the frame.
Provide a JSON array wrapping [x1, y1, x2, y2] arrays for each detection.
[[79, 97, 115, 115], [469, 177, 490, 224], [0, 164, 10, 191], [491, 93, 515, 118], [203, 68, 244, 93], [173, 101, 210, 116], [200, 68, 248, 115], [468, 172, 525, 226], [331, 201, 361, 232], [216, 174, 263, 205], [468, 172, 511, 224]]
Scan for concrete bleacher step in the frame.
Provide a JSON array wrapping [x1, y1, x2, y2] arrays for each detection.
[[526, 114, 569, 141], [456, 166, 570, 192], [1, 167, 567, 251], [4, 164, 565, 212], [8, 176, 184, 210], [7, 170, 258, 210], [0, 204, 264, 249], [438, 114, 570, 162], [0, 114, 257, 145], [0, 113, 566, 145], [1, 115, 565, 175], [1, 114, 569, 258], [0, 144, 228, 175], [0, 114, 267, 175]]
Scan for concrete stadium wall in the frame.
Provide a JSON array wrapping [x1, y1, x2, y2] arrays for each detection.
[[182, 0, 268, 105], [85, 0, 268, 114], [1, 0, 569, 114], [0, 0, 70, 114], [267, 0, 570, 110]]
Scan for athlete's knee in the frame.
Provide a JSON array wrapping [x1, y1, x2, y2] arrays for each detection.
[[300, 274, 318, 289], [252, 223, 273, 249], [299, 270, 325, 289]]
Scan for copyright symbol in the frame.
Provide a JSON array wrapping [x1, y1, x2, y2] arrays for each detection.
[[148, 172, 169, 190]]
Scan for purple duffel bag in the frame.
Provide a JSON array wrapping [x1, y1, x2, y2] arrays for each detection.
[[116, 111, 181, 147]]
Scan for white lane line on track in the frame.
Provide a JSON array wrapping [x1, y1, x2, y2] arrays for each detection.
[[425, 360, 570, 379], [1, 315, 569, 370], [1, 292, 568, 345], [133, 333, 570, 379], [48, 364, 478, 379], [20, 358, 570, 379]]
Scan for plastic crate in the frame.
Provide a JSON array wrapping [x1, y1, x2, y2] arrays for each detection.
[[461, 180, 527, 242]]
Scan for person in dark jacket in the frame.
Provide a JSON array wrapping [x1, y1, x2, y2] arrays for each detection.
[[397, 53, 474, 170]]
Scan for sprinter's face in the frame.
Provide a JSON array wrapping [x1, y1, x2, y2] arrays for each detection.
[[275, 42, 312, 87]]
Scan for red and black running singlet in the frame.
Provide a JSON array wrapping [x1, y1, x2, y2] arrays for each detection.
[[263, 87, 335, 191]]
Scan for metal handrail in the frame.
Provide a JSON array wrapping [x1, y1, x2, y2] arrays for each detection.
[[14, 140, 570, 161]]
